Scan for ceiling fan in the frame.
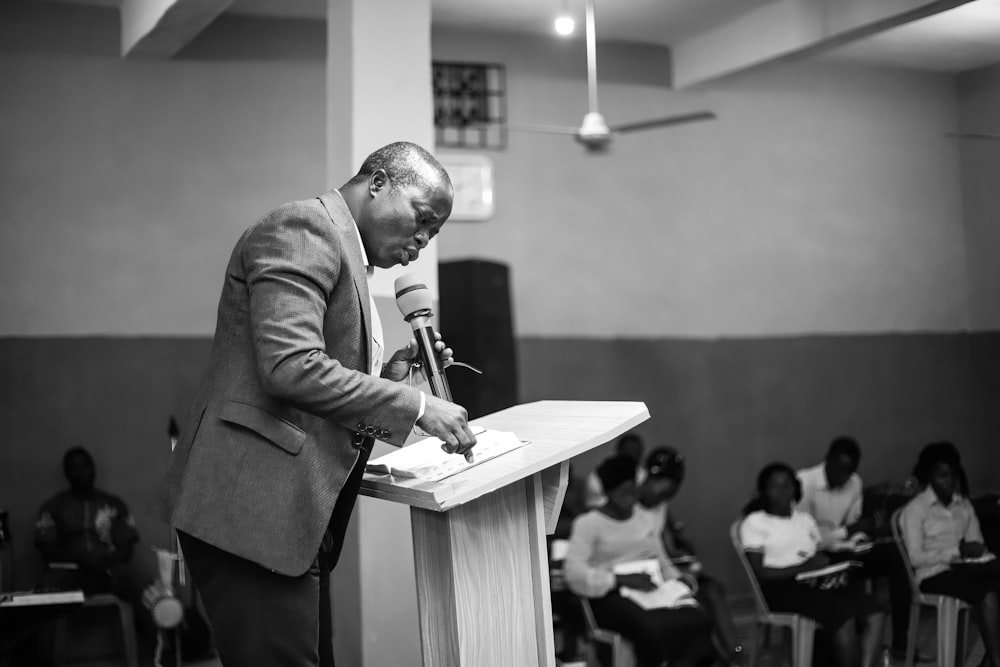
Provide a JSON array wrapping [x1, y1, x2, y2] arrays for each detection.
[[509, 0, 717, 152]]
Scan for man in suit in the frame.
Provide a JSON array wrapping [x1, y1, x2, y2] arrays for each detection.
[[149, 142, 477, 666]]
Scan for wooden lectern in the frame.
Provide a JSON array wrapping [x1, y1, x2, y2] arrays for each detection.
[[360, 400, 649, 667]]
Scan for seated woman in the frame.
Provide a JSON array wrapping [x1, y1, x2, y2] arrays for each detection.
[[740, 462, 885, 667], [639, 446, 745, 665], [900, 442, 1000, 667], [565, 455, 717, 667]]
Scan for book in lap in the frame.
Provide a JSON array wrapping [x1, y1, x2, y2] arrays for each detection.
[[795, 560, 862, 590], [612, 559, 697, 610]]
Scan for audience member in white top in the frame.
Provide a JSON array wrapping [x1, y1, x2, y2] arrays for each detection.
[[741, 462, 885, 667], [584, 432, 647, 509], [567, 455, 717, 667], [797, 437, 869, 546], [900, 442, 1000, 667], [638, 446, 744, 665]]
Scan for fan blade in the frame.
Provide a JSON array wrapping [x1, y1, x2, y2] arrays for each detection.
[[946, 132, 1000, 141], [507, 123, 581, 136], [610, 111, 717, 134]]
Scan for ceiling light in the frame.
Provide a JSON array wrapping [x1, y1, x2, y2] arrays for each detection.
[[554, 14, 575, 36]]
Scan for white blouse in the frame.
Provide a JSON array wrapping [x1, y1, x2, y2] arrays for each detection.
[[740, 509, 821, 568]]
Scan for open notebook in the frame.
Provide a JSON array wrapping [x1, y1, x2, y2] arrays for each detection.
[[365, 428, 528, 483], [612, 559, 697, 610]]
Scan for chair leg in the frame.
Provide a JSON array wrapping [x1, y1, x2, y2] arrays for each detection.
[[52, 615, 67, 667], [747, 623, 762, 667], [937, 600, 960, 667], [793, 618, 816, 667], [906, 603, 920, 667], [116, 600, 138, 667]]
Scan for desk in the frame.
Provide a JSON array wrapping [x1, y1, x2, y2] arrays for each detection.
[[1, 590, 84, 665]]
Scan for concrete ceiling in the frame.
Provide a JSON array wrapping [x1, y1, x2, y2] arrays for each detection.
[[828, 0, 1000, 72], [227, 0, 775, 45], [225, 0, 1000, 73], [41, 0, 1000, 73]]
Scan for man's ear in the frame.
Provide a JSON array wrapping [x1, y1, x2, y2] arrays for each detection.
[[369, 169, 389, 196]]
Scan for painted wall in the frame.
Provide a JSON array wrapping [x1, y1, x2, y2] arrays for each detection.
[[956, 62, 1000, 330], [0, 5, 327, 337], [432, 29, 971, 337]]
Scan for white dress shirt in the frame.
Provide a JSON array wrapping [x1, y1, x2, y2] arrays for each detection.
[[899, 485, 985, 582], [740, 509, 822, 568], [797, 463, 863, 546]]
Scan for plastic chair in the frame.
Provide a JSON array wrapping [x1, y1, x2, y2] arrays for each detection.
[[890, 508, 970, 667], [729, 520, 816, 667], [578, 595, 637, 667], [53, 593, 138, 667]]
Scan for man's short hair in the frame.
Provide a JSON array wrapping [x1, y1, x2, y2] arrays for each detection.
[[62, 446, 93, 472], [347, 141, 451, 193], [826, 436, 861, 466]]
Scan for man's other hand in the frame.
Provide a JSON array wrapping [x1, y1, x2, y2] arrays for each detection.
[[382, 331, 453, 382], [416, 395, 476, 456]]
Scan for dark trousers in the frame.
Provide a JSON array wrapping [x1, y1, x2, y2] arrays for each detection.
[[857, 542, 913, 649], [177, 531, 334, 667], [177, 446, 371, 667]]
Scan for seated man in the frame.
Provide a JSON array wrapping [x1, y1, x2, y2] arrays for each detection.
[[34, 447, 145, 601], [798, 436, 919, 661], [638, 447, 744, 665]]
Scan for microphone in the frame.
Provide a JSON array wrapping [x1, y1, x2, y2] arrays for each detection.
[[395, 274, 474, 462], [394, 274, 452, 401]]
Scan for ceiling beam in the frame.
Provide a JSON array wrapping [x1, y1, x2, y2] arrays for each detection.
[[672, 0, 975, 88], [120, 0, 233, 58]]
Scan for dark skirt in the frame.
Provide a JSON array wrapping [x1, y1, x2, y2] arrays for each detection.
[[590, 592, 716, 666], [761, 579, 884, 629], [920, 560, 1000, 605]]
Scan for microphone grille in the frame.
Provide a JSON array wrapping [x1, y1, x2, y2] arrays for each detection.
[[394, 274, 433, 318]]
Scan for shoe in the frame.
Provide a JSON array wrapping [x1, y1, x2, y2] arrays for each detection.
[[889, 646, 934, 663]]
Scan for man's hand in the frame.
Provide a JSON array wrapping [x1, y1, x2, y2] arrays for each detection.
[[846, 517, 875, 537], [382, 331, 453, 383], [616, 573, 656, 592], [960, 541, 986, 559], [416, 394, 477, 456]]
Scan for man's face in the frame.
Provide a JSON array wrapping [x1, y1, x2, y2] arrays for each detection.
[[64, 453, 95, 492], [360, 173, 453, 269], [824, 453, 857, 491]]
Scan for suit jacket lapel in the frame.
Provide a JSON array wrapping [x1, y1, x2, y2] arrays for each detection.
[[318, 190, 372, 373]]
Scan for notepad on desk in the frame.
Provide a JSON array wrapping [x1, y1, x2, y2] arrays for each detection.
[[366, 427, 528, 483]]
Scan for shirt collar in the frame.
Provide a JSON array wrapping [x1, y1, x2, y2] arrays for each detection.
[[920, 484, 964, 508], [348, 215, 373, 277]]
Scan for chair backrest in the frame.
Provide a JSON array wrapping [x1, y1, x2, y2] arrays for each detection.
[[729, 519, 773, 617], [890, 507, 924, 597]]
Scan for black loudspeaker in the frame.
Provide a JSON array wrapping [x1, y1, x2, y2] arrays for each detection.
[[439, 259, 519, 420]]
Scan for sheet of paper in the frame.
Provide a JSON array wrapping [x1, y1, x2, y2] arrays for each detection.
[[365, 428, 527, 482]]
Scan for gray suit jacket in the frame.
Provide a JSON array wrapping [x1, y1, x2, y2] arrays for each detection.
[[149, 191, 421, 576]]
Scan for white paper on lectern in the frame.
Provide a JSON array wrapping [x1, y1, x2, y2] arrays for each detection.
[[365, 428, 527, 482]]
